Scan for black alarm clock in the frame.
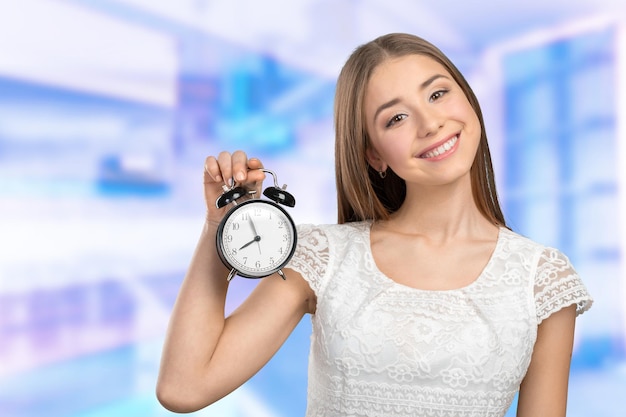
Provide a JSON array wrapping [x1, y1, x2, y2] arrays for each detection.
[[215, 169, 297, 281]]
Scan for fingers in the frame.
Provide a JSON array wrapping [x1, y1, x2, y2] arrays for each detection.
[[229, 151, 249, 184], [243, 157, 265, 189], [203, 151, 266, 222], [203, 151, 265, 188], [203, 155, 222, 184]]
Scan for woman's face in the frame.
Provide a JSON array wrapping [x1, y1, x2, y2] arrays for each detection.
[[364, 54, 481, 189]]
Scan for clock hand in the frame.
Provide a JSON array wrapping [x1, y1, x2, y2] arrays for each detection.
[[239, 235, 261, 250], [248, 217, 262, 254], [248, 217, 259, 236]]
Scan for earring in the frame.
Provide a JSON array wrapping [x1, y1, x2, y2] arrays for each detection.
[[379, 170, 387, 179]]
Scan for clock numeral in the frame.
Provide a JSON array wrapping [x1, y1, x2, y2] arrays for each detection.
[[243, 256, 248, 264], [227, 235, 233, 243], [255, 260, 261, 268], [278, 220, 285, 228], [270, 257, 275, 265], [231, 248, 238, 255], [282, 234, 289, 242], [232, 222, 240, 231], [240, 212, 250, 221], [254, 208, 262, 216]]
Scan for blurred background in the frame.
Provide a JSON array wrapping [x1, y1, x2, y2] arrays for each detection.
[[0, 0, 625, 416]]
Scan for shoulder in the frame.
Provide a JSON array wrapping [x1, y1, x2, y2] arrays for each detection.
[[296, 221, 370, 246], [498, 228, 579, 279], [296, 221, 370, 234], [289, 221, 370, 296], [498, 228, 577, 272], [493, 228, 550, 276], [294, 221, 370, 263], [498, 228, 593, 322], [499, 227, 546, 253]]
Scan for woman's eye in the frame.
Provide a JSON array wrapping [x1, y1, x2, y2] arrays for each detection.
[[385, 114, 407, 128], [430, 89, 448, 102]]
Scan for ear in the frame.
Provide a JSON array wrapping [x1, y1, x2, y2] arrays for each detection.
[[365, 147, 386, 172]]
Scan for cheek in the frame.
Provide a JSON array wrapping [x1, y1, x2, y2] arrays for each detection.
[[373, 137, 408, 163], [458, 100, 480, 129], [368, 130, 402, 160], [467, 114, 482, 145], [449, 100, 481, 141]]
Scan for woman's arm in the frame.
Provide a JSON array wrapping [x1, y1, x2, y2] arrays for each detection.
[[517, 304, 577, 417], [156, 151, 315, 413]]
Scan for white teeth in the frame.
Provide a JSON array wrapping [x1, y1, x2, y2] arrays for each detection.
[[421, 135, 458, 158]]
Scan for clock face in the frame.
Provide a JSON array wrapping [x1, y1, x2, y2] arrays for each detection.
[[216, 199, 297, 278]]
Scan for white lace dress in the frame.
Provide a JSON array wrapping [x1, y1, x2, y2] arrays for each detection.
[[287, 221, 593, 417]]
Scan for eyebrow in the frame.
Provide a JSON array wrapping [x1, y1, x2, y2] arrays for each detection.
[[372, 74, 450, 122]]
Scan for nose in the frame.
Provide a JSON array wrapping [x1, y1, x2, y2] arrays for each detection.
[[414, 106, 444, 138]]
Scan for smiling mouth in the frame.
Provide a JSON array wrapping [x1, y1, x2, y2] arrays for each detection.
[[419, 135, 459, 159]]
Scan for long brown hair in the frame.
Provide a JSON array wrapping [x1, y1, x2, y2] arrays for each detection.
[[334, 33, 506, 227]]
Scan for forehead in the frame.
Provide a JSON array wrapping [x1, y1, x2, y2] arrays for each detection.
[[367, 54, 451, 93]]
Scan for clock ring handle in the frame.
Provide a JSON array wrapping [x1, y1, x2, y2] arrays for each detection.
[[215, 167, 267, 208], [259, 169, 296, 208], [215, 186, 249, 208], [215, 169, 296, 208]]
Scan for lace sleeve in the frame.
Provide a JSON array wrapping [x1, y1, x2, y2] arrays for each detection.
[[534, 247, 593, 324], [287, 224, 330, 296]]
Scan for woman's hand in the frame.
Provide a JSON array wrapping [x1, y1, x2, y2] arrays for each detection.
[[203, 151, 266, 224]]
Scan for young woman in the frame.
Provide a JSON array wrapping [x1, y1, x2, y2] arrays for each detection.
[[157, 33, 592, 417]]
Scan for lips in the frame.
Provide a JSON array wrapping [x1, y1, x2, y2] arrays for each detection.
[[419, 135, 459, 159]]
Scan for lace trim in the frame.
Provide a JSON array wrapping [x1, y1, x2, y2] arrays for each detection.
[[307, 374, 517, 417], [288, 224, 330, 295], [534, 247, 593, 323]]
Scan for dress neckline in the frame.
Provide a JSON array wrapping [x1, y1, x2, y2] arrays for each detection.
[[363, 221, 506, 293]]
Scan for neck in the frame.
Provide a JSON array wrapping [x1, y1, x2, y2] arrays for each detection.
[[384, 176, 495, 240]]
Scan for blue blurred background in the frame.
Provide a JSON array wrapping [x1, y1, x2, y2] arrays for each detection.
[[0, 0, 625, 416]]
